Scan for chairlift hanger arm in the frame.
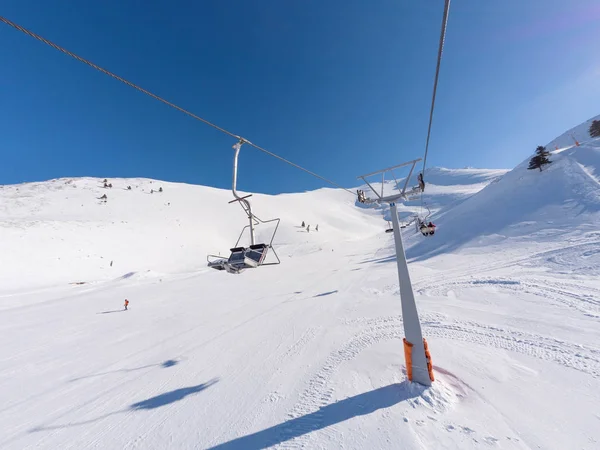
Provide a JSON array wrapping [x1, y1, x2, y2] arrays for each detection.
[[403, 161, 417, 195], [231, 139, 256, 246]]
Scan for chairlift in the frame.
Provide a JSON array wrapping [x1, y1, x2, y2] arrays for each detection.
[[417, 218, 436, 237], [415, 206, 435, 237], [410, 204, 435, 237], [401, 216, 416, 229], [387, 215, 415, 233], [207, 139, 281, 274]]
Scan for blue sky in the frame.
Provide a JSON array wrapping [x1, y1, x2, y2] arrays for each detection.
[[2, 0, 599, 194]]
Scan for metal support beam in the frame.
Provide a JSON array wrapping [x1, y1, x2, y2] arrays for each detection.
[[362, 178, 381, 200], [403, 160, 417, 195], [358, 158, 422, 179]]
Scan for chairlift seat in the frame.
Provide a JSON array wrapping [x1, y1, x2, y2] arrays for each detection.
[[208, 258, 228, 270], [226, 244, 269, 270], [246, 244, 269, 265], [228, 247, 246, 261]]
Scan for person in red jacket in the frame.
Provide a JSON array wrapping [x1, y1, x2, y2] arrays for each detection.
[[427, 222, 436, 235], [124, 299, 129, 311]]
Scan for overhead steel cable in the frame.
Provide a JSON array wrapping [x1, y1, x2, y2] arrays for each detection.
[[0, 15, 356, 196], [421, 0, 451, 176]]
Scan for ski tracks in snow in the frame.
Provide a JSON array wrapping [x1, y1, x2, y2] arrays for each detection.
[[276, 310, 600, 448], [417, 277, 600, 319]]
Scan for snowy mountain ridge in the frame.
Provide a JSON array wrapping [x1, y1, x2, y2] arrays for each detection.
[[0, 164, 507, 292]]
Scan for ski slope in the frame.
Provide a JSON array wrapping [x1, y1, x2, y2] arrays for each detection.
[[549, 113, 600, 150], [1, 126, 600, 449]]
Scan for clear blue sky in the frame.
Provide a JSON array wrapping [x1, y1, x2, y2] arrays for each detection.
[[2, 0, 599, 193]]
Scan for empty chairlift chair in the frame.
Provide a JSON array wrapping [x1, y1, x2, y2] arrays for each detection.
[[206, 139, 281, 274], [226, 244, 269, 271]]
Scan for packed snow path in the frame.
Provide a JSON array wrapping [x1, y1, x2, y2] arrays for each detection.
[[1, 233, 599, 449]]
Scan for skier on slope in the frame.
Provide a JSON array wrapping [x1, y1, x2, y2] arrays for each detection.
[[124, 299, 129, 311]]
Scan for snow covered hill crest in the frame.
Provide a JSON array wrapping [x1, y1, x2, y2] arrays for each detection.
[[1, 114, 599, 290], [407, 120, 600, 264]]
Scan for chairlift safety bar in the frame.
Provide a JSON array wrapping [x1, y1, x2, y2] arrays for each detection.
[[228, 194, 253, 204]]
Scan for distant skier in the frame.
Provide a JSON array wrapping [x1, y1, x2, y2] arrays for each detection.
[[301, 221, 305, 227], [315, 224, 319, 232], [127, 186, 132, 190], [307, 225, 310, 232], [124, 299, 129, 311], [159, 187, 163, 193]]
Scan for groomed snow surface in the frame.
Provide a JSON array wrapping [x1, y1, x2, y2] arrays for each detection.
[[1, 123, 599, 449]]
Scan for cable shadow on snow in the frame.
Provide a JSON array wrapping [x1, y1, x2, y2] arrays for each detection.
[[68, 359, 180, 383], [97, 309, 126, 314], [208, 382, 421, 450], [28, 379, 218, 433], [359, 255, 397, 265]]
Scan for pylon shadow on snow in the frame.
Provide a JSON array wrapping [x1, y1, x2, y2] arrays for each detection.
[[69, 360, 180, 383], [208, 382, 422, 450]]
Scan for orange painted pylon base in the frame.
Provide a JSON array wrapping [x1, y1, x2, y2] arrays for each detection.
[[403, 338, 435, 383], [403, 338, 413, 381]]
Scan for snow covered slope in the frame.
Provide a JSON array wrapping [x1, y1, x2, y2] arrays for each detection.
[[357, 167, 507, 230], [407, 138, 600, 264], [1, 119, 600, 449], [0, 179, 381, 292], [549, 113, 600, 150]]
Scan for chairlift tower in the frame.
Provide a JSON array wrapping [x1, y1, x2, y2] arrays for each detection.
[[358, 158, 434, 386]]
